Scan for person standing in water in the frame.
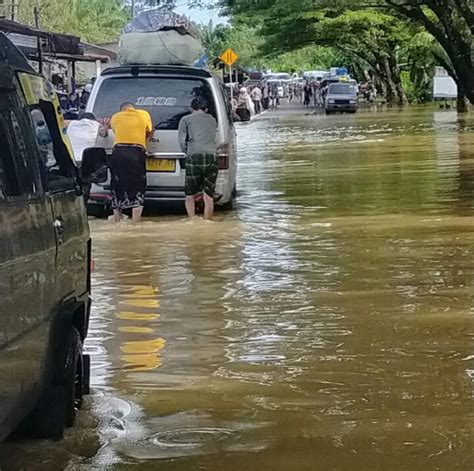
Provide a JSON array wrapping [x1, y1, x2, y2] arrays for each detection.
[[110, 102, 153, 223], [178, 97, 218, 220]]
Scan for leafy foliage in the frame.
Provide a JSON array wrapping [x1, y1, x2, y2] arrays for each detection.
[[18, 0, 130, 43], [219, 0, 474, 107], [199, 22, 262, 67], [262, 47, 343, 73], [383, 0, 474, 108], [17, 0, 177, 43], [199, 21, 341, 73]]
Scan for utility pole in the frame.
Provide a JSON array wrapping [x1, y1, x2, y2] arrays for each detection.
[[11, 0, 18, 21], [131, 0, 135, 18], [34, 1, 43, 74]]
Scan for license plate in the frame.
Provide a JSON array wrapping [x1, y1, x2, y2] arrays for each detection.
[[146, 158, 176, 173]]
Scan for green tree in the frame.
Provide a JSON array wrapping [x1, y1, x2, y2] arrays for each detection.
[[400, 31, 445, 103], [383, 0, 474, 111], [220, 1, 411, 104], [18, 0, 130, 43], [17, 0, 178, 43], [199, 22, 263, 67], [262, 46, 342, 73], [313, 10, 409, 104]]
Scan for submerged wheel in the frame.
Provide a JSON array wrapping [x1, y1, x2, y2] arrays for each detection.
[[221, 197, 234, 211], [19, 327, 84, 438], [87, 203, 109, 218], [65, 328, 84, 427], [82, 354, 91, 395]]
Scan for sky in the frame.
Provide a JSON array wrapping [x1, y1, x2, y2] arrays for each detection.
[[174, 1, 226, 25]]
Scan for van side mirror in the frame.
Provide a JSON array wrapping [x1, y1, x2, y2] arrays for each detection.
[[81, 147, 108, 184]]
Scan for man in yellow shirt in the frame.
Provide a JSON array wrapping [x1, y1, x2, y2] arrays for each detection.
[[110, 102, 153, 223]]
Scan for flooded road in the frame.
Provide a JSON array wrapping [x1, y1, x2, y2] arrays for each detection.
[[3, 105, 474, 470]]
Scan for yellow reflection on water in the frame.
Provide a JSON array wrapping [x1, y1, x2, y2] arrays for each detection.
[[120, 287, 159, 298], [121, 338, 166, 372], [120, 299, 160, 309], [116, 311, 160, 321], [119, 326, 154, 334], [121, 338, 166, 354], [116, 285, 165, 372], [121, 353, 163, 372]]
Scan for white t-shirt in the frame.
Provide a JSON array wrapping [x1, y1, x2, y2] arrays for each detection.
[[67, 119, 100, 162], [251, 88, 262, 101]]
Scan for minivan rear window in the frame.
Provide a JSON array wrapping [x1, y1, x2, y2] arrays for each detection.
[[92, 77, 216, 130]]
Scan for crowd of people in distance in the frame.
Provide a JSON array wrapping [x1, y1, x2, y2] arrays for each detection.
[[231, 78, 378, 114], [228, 82, 282, 122]]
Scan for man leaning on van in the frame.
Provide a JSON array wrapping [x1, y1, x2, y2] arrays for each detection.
[[178, 97, 218, 220], [110, 102, 153, 224]]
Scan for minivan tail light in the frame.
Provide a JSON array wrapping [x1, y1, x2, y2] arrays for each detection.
[[217, 144, 230, 170]]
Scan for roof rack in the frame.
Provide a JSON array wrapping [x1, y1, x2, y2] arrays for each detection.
[[101, 64, 212, 79]]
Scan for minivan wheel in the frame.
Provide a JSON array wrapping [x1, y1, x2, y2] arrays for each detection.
[[83, 354, 91, 395], [87, 203, 108, 218], [65, 328, 84, 428], [18, 327, 84, 438], [222, 198, 234, 211]]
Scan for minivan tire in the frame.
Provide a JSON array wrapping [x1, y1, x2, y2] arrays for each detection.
[[221, 197, 234, 211], [87, 203, 109, 219], [20, 327, 84, 438], [64, 328, 84, 428]]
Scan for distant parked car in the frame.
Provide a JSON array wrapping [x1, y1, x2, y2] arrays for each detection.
[[325, 83, 358, 114]]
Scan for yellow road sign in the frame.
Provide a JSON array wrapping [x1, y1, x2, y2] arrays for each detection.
[[220, 48, 239, 66]]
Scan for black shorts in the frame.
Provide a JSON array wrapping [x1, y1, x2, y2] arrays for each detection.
[[110, 145, 146, 210], [185, 153, 218, 197]]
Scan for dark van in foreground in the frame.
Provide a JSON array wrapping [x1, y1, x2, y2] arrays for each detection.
[[0, 34, 97, 440]]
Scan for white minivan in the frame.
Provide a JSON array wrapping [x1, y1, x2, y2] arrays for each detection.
[[86, 65, 237, 213]]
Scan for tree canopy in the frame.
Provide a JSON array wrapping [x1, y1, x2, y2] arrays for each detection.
[[17, 0, 176, 44], [220, 0, 474, 109]]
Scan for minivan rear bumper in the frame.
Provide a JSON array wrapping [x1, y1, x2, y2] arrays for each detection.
[[88, 186, 185, 204], [88, 186, 231, 207]]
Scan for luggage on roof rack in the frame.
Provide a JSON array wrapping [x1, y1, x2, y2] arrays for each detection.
[[123, 9, 199, 38], [119, 9, 205, 66]]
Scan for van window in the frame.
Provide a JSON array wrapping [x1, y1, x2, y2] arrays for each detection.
[[28, 102, 77, 192], [0, 112, 21, 198], [0, 92, 41, 198], [220, 83, 234, 126], [93, 77, 217, 130]]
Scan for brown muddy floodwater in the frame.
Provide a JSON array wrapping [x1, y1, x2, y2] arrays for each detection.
[[2, 106, 474, 470]]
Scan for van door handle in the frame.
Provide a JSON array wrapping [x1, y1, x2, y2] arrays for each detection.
[[53, 218, 65, 235]]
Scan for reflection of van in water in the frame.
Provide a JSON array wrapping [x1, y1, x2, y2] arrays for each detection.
[[0, 33, 92, 440], [86, 66, 237, 213]]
